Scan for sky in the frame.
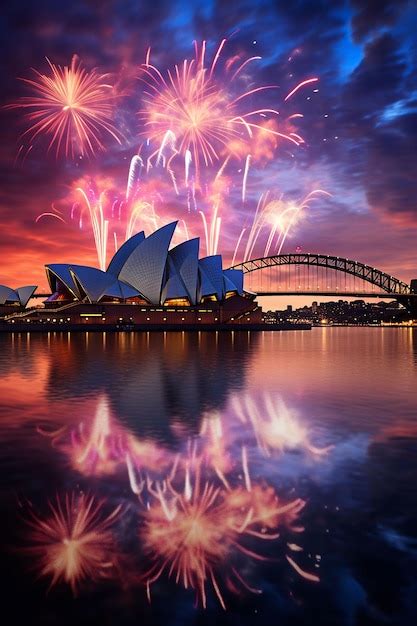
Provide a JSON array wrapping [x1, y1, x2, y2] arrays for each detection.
[[1, 0, 417, 307]]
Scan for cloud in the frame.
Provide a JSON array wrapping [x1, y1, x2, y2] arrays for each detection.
[[350, 0, 411, 43], [365, 112, 417, 224]]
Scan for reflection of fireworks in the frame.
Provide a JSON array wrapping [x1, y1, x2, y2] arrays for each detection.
[[200, 411, 232, 485], [141, 455, 316, 609], [39, 396, 171, 489], [9, 55, 121, 158], [23, 493, 121, 594], [139, 40, 316, 178], [34, 393, 323, 602], [39, 396, 124, 476], [232, 393, 332, 457]]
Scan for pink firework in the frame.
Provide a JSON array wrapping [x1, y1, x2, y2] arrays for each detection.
[[138, 40, 317, 177], [9, 55, 121, 158]]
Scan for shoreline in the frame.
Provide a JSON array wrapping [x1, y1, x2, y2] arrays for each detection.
[[0, 322, 311, 333]]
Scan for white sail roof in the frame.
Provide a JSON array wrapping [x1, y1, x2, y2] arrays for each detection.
[[118, 222, 177, 305]]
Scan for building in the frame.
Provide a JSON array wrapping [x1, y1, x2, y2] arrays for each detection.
[[4, 222, 263, 327], [0, 284, 37, 317]]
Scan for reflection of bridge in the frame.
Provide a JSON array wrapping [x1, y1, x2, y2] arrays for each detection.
[[230, 253, 417, 315]]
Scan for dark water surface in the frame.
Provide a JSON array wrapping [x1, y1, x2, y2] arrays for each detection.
[[0, 328, 416, 625]]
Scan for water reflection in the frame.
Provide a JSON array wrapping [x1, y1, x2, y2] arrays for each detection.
[[28, 390, 325, 606], [23, 492, 122, 594], [0, 329, 417, 625], [43, 332, 255, 439]]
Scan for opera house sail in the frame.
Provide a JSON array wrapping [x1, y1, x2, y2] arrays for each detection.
[[1, 222, 263, 327]]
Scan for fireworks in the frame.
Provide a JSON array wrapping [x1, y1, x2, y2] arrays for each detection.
[[138, 40, 314, 179], [9, 55, 121, 158], [20, 41, 325, 267], [23, 492, 121, 593], [232, 189, 331, 265]]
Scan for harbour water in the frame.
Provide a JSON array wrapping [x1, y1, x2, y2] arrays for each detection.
[[0, 328, 416, 625]]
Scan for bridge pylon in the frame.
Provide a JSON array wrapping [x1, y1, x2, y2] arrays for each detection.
[[399, 279, 417, 319]]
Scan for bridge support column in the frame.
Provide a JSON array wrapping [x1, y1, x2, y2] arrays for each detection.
[[397, 280, 417, 319]]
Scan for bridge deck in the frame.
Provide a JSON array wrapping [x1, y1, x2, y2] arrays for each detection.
[[255, 291, 416, 298], [32, 292, 416, 300]]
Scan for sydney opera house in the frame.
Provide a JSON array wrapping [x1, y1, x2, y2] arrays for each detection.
[[1, 222, 263, 327]]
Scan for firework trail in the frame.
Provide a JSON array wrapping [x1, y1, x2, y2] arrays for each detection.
[[35, 204, 67, 225], [75, 185, 109, 270], [23, 492, 121, 594], [8, 55, 121, 158], [67, 170, 165, 268], [36, 162, 174, 269], [126, 154, 144, 200], [232, 189, 331, 264]]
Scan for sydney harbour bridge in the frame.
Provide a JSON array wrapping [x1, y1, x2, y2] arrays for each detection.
[[229, 253, 417, 315]]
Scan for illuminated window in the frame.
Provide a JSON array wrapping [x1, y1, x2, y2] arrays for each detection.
[[164, 298, 190, 306]]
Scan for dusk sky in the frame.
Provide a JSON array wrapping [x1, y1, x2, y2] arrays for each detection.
[[1, 0, 417, 300]]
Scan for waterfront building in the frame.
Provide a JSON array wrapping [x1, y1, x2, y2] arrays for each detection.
[[1, 222, 264, 327], [0, 284, 37, 317]]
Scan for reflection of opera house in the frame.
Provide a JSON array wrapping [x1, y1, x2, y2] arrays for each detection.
[[3, 222, 263, 327]]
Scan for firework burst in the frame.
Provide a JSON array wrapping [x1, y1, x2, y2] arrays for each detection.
[[23, 492, 121, 594], [139, 40, 315, 178], [9, 55, 121, 158]]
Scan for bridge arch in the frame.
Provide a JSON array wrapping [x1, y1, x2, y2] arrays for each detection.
[[229, 253, 411, 295]]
